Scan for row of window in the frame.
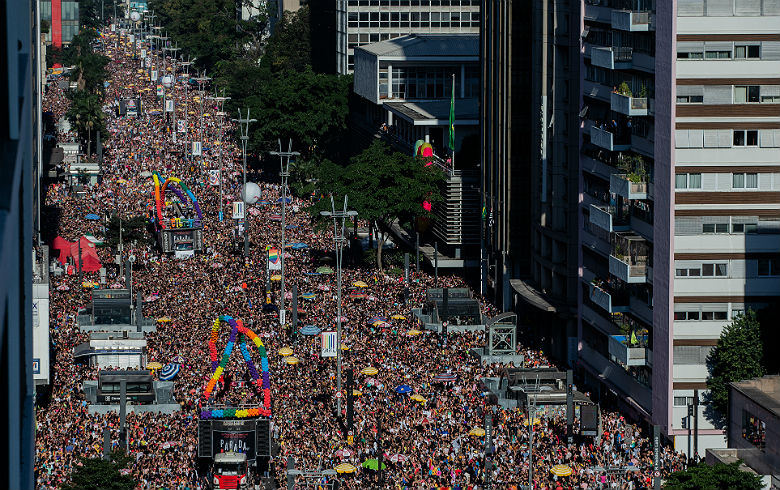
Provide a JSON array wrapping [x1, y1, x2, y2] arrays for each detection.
[[378, 66, 480, 100], [677, 0, 780, 17], [677, 43, 777, 60], [675, 263, 728, 277], [676, 85, 780, 104], [675, 171, 762, 190], [675, 216, 779, 236], [347, 0, 481, 6], [675, 129, 780, 148], [674, 310, 729, 320]]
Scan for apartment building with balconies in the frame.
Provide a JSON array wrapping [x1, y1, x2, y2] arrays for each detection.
[[578, 0, 780, 459]]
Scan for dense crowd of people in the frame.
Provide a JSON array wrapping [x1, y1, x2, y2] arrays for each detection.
[[34, 26, 687, 490]]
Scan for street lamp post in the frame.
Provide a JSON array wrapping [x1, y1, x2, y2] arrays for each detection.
[[208, 92, 231, 221], [270, 140, 299, 328], [232, 109, 256, 257], [320, 196, 358, 416], [192, 71, 212, 160]]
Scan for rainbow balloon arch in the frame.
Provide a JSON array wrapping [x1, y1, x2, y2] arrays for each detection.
[[200, 315, 272, 419], [151, 171, 203, 230]]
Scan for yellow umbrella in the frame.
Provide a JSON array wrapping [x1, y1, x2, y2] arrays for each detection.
[[523, 417, 542, 426], [157, 316, 172, 323], [283, 356, 300, 365], [550, 464, 573, 477], [407, 329, 422, 336], [372, 320, 388, 327], [352, 281, 369, 288], [335, 463, 357, 474], [410, 394, 426, 403], [203, 113, 211, 117], [147, 362, 163, 370], [352, 390, 363, 397], [270, 274, 282, 281], [278, 347, 293, 357], [468, 427, 485, 437], [391, 314, 406, 320], [341, 345, 351, 350], [360, 367, 378, 376]]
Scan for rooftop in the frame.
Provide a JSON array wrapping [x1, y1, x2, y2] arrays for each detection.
[[731, 375, 780, 418], [356, 33, 479, 60], [385, 99, 479, 125]]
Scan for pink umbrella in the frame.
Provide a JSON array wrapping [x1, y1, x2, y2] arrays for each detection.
[[56, 284, 70, 291], [248, 207, 261, 216], [317, 284, 331, 291], [210, 262, 224, 269], [335, 315, 347, 322], [110, 282, 123, 289], [144, 294, 158, 302], [389, 454, 409, 463], [284, 291, 293, 300], [365, 377, 377, 386]]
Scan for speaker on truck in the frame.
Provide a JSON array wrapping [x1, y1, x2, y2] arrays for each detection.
[[198, 420, 213, 458], [580, 404, 599, 436], [255, 418, 271, 457]]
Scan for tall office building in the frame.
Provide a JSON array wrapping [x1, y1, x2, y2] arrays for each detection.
[[336, 0, 481, 74], [579, 0, 780, 456], [39, 0, 80, 46], [481, 0, 581, 364], [0, 0, 41, 487]]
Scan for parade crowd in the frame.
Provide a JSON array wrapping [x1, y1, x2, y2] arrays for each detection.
[[35, 26, 687, 490]]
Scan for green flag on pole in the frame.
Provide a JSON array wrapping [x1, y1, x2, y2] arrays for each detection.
[[448, 74, 455, 151]]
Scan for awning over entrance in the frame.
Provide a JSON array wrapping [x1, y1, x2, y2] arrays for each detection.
[[509, 279, 557, 313]]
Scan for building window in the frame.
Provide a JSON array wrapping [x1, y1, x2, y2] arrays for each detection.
[[732, 130, 759, 146], [703, 223, 729, 233], [734, 45, 760, 59], [676, 94, 704, 103], [734, 85, 760, 103], [705, 49, 731, 59], [742, 410, 766, 450], [758, 258, 780, 276], [702, 263, 728, 277], [674, 396, 695, 406], [675, 173, 702, 189], [733, 172, 758, 188]]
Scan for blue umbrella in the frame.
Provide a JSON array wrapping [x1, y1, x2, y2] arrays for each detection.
[[300, 325, 321, 336], [85, 213, 100, 220], [291, 242, 308, 250], [277, 197, 292, 204], [159, 363, 180, 381], [258, 200, 270, 205], [304, 272, 321, 276], [286, 224, 298, 230], [433, 373, 457, 383], [395, 385, 412, 394]]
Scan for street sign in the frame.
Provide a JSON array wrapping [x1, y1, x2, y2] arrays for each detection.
[[653, 470, 661, 478], [335, 391, 343, 399]]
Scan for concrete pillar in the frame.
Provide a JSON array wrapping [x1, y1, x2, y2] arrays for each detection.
[[387, 64, 393, 98], [460, 63, 466, 98]]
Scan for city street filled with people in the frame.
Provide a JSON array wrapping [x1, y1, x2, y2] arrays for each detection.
[[35, 26, 687, 490]]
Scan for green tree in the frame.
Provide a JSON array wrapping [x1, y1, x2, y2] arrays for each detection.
[[706, 310, 765, 420], [66, 91, 105, 156], [315, 140, 444, 270], [663, 461, 764, 490], [248, 67, 351, 155], [61, 452, 136, 490], [260, 6, 311, 73], [148, 0, 268, 73], [104, 215, 150, 248]]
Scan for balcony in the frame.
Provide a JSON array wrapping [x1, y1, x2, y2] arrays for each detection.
[[590, 125, 631, 152], [589, 203, 629, 233], [610, 92, 649, 116], [610, 233, 649, 283], [610, 173, 648, 200], [611, 10, 652, 31], [590, 46, 633, 70], [609, 334, 649, 366], [589, 281, 630, 314]]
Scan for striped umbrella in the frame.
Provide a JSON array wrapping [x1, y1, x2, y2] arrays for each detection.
[[550, 464, 573, 477], [159, 363, 180, 380]]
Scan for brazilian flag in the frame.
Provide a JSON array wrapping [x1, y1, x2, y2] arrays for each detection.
[[448, 74, 455, 151]]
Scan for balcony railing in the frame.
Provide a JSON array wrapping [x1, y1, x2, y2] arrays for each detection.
[[611, 9, 652, 31], [610, 254, 648, 283], [610, 92, 649, 116], [589, 203, 630, 233], [610, 173, 648, 200], [609, 334, 649, 366], [589, 282, 630, 314], [591, 46, 633, 70], [590, 125, 631, 152]]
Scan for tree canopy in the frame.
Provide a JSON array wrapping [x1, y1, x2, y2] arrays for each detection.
[[706, 310, 765, 422], [61, 453, 136, 490], [313, 140, 444, 270], [663, 461, 764, 490]]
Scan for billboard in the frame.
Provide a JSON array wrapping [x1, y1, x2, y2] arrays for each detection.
[[267, 248, 281, 271], [208, 170, 221, 186], [118, 98, 141, 118], [321, 331, 337, 358]]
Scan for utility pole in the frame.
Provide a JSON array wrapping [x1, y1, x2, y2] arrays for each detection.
[[693, 389, 699, 462], [271, 139, 300, 327], [209, 91, 230, 221], [232, 109, 256, 258], [434, 241, 438, 287], [320, 196, 357, 416], [193, 71, 212, 160]]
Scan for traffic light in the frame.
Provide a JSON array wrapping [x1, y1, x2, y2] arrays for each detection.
[[688, 405, 694, 417], [681, 417, 688, 429]]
